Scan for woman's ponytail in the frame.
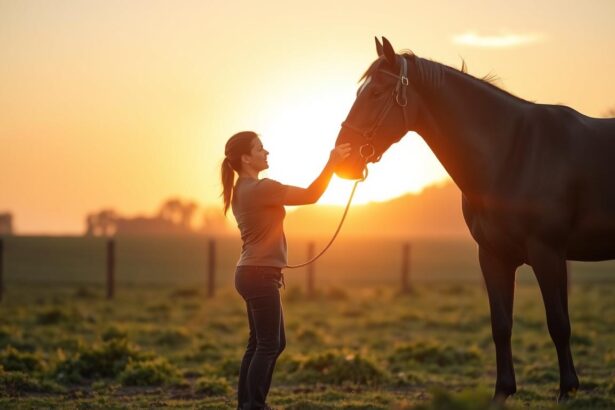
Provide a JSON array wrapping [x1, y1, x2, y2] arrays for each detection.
[[221, 158, 235, 215], [220, 131, 258, 215]]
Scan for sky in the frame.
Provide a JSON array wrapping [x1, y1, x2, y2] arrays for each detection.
[[2, 0, 615, 234]]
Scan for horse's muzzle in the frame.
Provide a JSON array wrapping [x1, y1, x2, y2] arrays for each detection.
[[334, 155, 366, 180]]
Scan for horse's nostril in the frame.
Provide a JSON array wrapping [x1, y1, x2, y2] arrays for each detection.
[[334, 159, 365, 180]]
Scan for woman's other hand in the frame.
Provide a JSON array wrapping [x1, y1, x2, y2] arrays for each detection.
[[328, 143, 352, 166]]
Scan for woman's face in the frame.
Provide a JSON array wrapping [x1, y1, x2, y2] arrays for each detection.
[[243, 137, 269, 172]]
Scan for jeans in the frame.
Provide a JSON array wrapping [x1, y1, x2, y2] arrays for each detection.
[[235, 265, 286, 410]]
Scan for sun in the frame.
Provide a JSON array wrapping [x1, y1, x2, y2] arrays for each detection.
[[254, 72, 450, 206]]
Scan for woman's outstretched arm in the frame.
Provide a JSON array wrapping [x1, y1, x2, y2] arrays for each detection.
[[283, 143, 351, 206]]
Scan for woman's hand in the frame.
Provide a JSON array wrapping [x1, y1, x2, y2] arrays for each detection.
[[328, 143, 352, 166]]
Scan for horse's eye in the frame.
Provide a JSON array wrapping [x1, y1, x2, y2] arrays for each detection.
[[371, 89, 384, 97]]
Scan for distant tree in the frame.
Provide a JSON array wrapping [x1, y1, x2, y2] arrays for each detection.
[[85, 198, 202, 237], [84, 209, 118, 237], [158, 198, 183, 225], [97, 209, 118, 236], [179, 201, 199, 230]]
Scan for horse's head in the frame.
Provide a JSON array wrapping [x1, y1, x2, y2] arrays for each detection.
[[335, 37, 421, 179]]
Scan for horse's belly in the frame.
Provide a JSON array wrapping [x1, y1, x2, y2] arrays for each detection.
[[567, 224, 615, 261]]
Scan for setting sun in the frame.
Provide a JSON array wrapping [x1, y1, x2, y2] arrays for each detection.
[[254, 71, 450, 206]]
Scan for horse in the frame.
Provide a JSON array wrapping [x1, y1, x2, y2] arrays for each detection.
[[335, 37, 615, 403]]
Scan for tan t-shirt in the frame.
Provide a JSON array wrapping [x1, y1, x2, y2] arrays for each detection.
[[231, 177, 290, 268]]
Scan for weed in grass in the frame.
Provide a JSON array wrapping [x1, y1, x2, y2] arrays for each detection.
[[152, 327, 191, 348], [216, 357, 240, 379], [411, 387, 494, 410], [523, 363, 559, 384], [293, 351, 386, 385], [35, 308, 70, 325], [119, 357, 180, 387], [188, 341, 223, 362], [0, 368, 65, 396], [388, 340, 482, 370], [194, 375, 232, 396], [0, 346, 45, 373], [54, 338, 146, 384], [74, 287, 98, 299], [296, 327, 325, 345], [101, 326, 128, 342], [0, 327, 20, 350]]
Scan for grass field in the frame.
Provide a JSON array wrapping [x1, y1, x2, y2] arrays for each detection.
[[0, 236, 614, 408]]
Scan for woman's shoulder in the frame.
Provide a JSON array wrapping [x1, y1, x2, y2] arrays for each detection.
[[234, 178, 287, 207]]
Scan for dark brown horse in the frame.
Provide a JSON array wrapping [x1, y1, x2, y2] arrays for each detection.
[[335, 37, 615, 402]]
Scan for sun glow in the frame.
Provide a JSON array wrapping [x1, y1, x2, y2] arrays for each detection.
[[255, 73, 450, 206]]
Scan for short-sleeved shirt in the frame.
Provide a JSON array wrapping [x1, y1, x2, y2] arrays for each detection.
[[231, 177, 289, 268]]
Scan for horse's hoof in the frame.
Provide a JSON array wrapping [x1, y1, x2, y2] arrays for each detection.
[[492, 391, 512, 404], [558, 387, 578, 403]]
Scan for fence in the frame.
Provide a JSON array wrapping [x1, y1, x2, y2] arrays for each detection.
[[2, 235, 610, 302], [0, 236, 414, 302]]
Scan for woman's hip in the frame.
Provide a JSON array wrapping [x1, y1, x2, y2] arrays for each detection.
[[235, 265, 284, 300]]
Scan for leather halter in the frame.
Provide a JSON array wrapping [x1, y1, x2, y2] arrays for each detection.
[[341, 55, 411, 163]]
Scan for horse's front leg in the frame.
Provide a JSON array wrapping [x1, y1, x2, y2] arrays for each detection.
[[527, 239, 579, 402], [479, 246, 519, 402]]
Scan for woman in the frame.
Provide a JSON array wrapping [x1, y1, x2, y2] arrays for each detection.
[[221, 131, 351, 410]]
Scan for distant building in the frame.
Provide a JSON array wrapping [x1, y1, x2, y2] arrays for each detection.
[[0, 213, 13, 235]]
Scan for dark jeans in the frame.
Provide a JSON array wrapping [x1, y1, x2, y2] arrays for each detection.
[[235, 265, 286, 410]]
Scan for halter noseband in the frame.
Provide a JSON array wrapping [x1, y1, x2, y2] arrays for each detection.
[[341, 55, 412, 163]]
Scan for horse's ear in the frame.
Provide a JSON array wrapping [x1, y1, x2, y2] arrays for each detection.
[[382, 37, 396, 66], [375, 36, 383, 56]]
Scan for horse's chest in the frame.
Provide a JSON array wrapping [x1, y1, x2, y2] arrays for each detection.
[[462, 197, 528, 261]]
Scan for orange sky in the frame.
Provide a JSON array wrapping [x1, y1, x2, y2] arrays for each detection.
[[2, 1, 615, 234]]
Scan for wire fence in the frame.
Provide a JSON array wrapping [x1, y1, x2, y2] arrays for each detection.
[[1, 235, 614, 302]]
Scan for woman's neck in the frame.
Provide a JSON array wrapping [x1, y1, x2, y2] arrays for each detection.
[[238, 168, 259, 180]]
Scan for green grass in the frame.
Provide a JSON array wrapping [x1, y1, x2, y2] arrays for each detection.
[[0, 279, 613, 408]]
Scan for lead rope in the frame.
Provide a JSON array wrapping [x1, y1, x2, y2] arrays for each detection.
[[284, 166, 368, 272]]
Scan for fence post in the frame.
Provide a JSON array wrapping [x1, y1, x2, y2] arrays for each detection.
[[106, 238, 115, 299], [208, 239, 216, 298], [0, 238, 4, 302], [401, 242, 412, 293], [307, 242, 315, 298]]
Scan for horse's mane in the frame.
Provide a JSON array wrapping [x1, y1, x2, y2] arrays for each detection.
[[359, 51, 528, 104]]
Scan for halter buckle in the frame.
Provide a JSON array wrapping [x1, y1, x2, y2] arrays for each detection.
[[359, 143, 376, 161]]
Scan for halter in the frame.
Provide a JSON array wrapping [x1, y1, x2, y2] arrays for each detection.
[[341, 55, 412, 163]]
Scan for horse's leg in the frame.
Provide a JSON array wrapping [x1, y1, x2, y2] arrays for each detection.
[[527, 239, 579, 402], [479, 246, 518, 401]]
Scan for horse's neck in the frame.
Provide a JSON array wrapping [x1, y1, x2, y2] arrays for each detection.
[[412, 59, 527, 196]]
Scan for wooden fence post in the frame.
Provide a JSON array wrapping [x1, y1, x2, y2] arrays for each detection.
[[106, 238, 115, 299], [307, 242, 315, 298], [208, 239, 216, 298], [0, 238, 4, 302], [401, 242, 412, 293]]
